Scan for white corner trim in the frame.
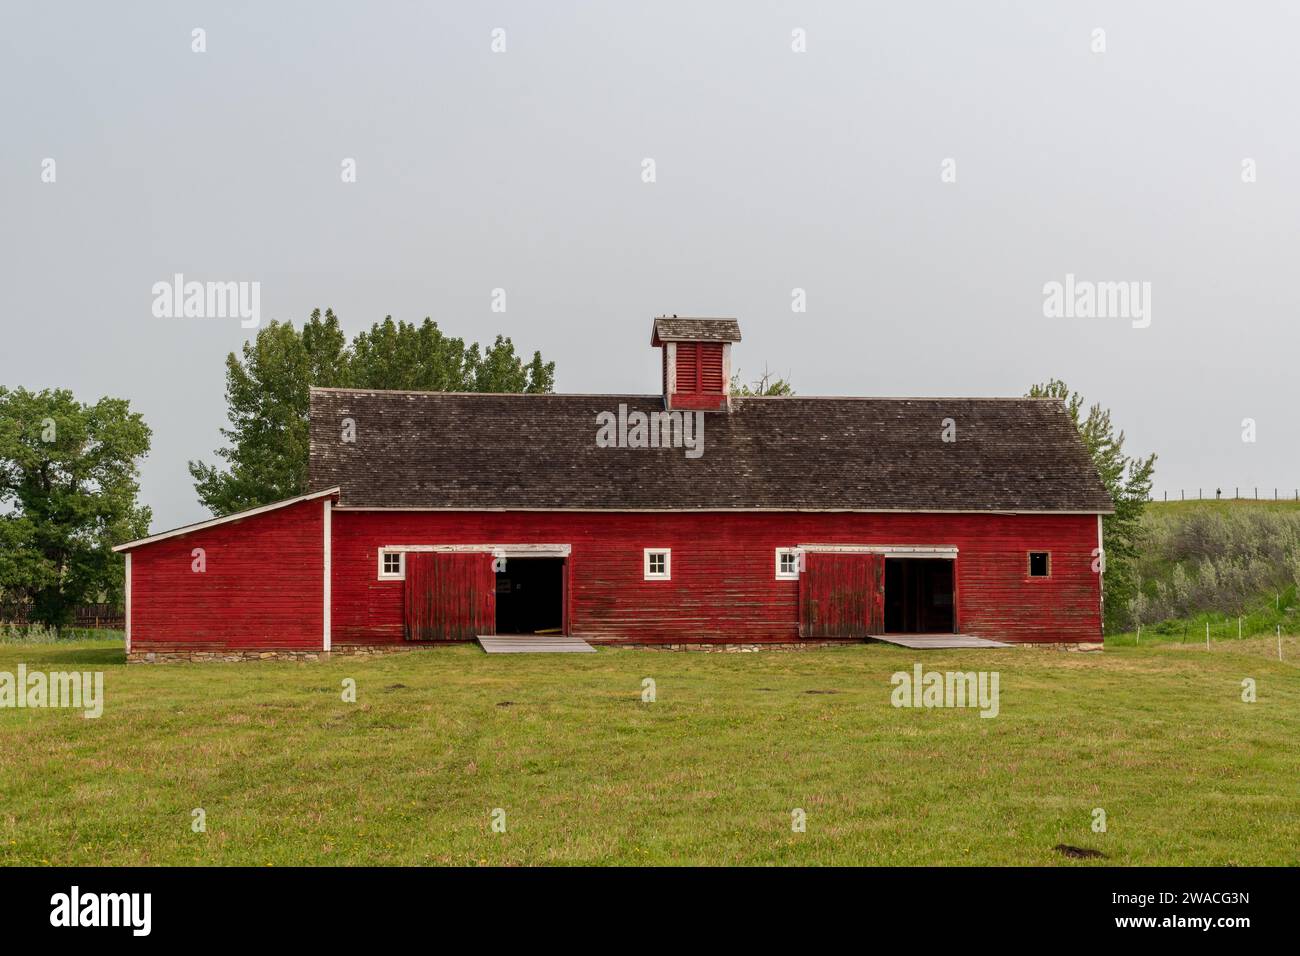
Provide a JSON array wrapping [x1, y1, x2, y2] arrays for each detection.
[[1097, 513, 1105, 616], [123, 552, 131, 655], [665, 342, 677, 397], [112, 487, 341, 552], [323, 499, 332, 651]]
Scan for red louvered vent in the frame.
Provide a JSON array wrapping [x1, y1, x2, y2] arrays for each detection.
[[699, 345, 724, 391], [675, 343, 699, 392]]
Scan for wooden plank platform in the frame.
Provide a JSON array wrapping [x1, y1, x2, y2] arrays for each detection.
[[868, 633, 1012, 649], [477, 634, 596, 654]]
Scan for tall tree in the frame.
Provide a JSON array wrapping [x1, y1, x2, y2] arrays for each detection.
[[349, 316, 470, 391], [1027, 379, 1156, 630], [191, 310, 555, 514], [0, 387, 151, 626], [189, 310, 348, 514], [468, 335, 555, 393]]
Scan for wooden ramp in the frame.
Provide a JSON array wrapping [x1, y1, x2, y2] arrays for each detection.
[[869, 633, 1012, 649], [477, 634, 596, 654]]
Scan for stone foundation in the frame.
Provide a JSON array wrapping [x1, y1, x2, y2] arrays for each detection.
[[127, 644, 423, 664], [603, 641, 852, 652], [1006, 641, 1104, 652], [128, 638, 1103, 662]]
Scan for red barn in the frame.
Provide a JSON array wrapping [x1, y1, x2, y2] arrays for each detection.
[[115, 317, 1113, 661]]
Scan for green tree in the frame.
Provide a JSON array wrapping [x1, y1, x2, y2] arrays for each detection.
[[730, 366, 795, 396], [1027, 379, 1156, 630], [468, 334, 556, 393], [0, 387, 152, 627], [349, 316, 469, 391], [191, 310, 555, 513], [189, 309, 349, 514]]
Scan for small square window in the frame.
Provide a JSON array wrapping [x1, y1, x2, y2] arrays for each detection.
[[775, 548, 801, 580], [379, 550, 405, 580], [644, 549, 671, 580], [1028, 551, 1050, 578]]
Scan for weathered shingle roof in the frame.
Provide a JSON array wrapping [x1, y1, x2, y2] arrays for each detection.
[[651, 317, 742, 344], [309, 389, 1113, 513]]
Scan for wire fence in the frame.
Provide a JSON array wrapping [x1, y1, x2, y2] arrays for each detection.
[[1151, 487, 1300, 502]]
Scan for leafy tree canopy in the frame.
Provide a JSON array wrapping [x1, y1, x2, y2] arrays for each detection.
[[190, 309, 555, 514], [0, 387, 152, 626]]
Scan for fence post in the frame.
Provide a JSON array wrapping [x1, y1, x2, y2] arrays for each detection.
[[1280, 625, 1284, 661], [1206, 621, 1210, 649], [1238, 616, 1241, 639]]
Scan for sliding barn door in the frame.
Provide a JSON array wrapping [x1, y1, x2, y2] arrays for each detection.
[[799, 552, 884, 638], [404, 553, 495, 641]]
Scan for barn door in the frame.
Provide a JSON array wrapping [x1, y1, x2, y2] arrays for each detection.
[[799, 552, 884, 638], [404, 553, 495, 641]]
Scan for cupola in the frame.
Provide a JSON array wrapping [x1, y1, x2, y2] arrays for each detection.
[[650, 316, 741, 412]]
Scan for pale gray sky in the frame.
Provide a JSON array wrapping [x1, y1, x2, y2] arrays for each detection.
[[3, 1, 1297, 531]]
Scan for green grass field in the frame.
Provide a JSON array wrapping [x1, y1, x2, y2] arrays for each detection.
[[1147, 498, 1300, 514], [1, 637, 1297, 866]]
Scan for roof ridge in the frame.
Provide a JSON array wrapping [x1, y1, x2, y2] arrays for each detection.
[[310, 387, 1062, 402]]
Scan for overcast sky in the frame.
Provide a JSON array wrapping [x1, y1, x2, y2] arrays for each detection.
[[2, 1, 1297, 531]]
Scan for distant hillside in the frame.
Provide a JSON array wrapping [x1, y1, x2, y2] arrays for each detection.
[[1124, 499, 1300, 637]]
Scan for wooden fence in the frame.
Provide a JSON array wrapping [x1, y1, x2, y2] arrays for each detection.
[[0, 603, 124, 629]]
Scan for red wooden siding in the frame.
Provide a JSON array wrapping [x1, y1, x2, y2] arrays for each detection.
[[799, 553, 883, 638], [330, 510, 1101, 647], [403, 553, 494, 641], [128, 498, 325, 652]]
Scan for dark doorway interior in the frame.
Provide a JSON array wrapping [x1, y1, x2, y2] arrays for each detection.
[[494, 558, 565, 635], [884, 559, 955, 633]]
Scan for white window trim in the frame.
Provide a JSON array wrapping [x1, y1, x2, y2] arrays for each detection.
[[775, 548, 801, 580], [378, 548, 406, 580], [1028, 550, 1052, 579], [643, 548, 671, 581]]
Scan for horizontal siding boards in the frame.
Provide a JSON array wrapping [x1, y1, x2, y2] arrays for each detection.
[[331, 510, 1100, 647], [130, 499, 324, 650]]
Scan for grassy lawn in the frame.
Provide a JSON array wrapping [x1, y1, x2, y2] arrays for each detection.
[[1, 637, 1297, 866]]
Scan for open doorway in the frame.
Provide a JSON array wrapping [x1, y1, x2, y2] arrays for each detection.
[[884, 558, 955, 633], [494, 557, 565, 635]]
